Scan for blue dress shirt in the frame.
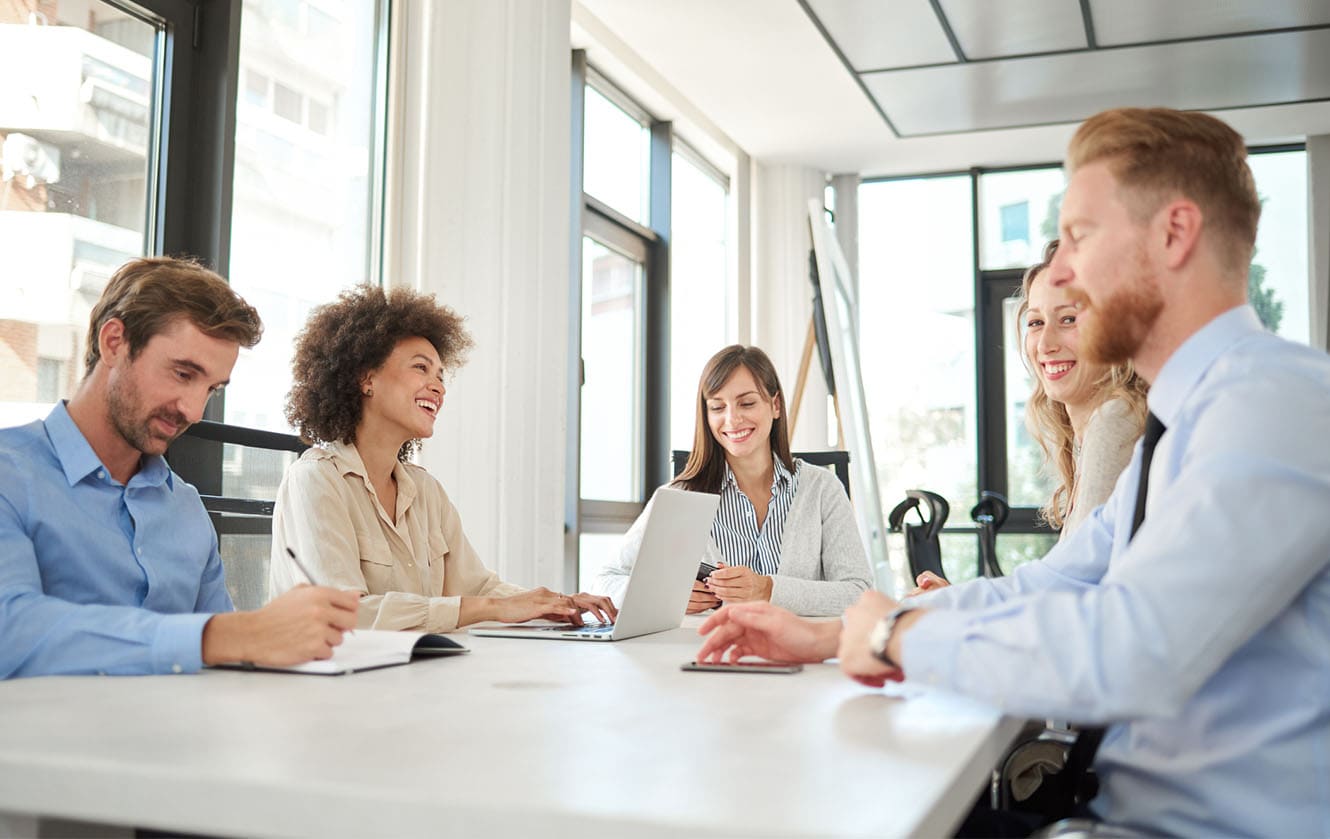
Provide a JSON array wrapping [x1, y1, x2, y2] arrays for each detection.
[[902, 306, 1330, 837], [0, 402, 232, 678]]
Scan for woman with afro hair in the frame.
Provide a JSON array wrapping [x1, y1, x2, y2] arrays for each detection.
[[268, 286, 615, 632]]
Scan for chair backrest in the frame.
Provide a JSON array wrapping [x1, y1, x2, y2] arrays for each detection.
[[970, 490, 1010, 578], [888, 489, 950, 581], [670, 449, 851, 498], [166, 421, 308, 610]]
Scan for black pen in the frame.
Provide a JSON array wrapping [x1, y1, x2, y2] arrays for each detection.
[[286, 547, 356, 635], [285, 546, 324, 586]]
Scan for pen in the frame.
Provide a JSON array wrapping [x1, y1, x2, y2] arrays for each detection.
[[286, 547, 356, 635], [285, 547, 324, 586]]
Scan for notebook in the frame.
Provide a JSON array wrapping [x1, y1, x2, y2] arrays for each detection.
[[468, 487, 720, 642], [217, 629, 468, 675]]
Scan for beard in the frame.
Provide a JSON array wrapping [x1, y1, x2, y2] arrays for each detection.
[[1075, 253, 1164, 366], [107, 367, 189, 455]]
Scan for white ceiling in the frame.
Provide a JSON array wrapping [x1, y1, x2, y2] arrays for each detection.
[[573, 0, 1330, 176]]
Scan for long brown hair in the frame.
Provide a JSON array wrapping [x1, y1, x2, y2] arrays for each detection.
[[673, 345, 795, 494], [1016, 239, 1148, 529]]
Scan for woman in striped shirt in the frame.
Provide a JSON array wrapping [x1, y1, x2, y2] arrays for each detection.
[[596, 345, 872, 617]]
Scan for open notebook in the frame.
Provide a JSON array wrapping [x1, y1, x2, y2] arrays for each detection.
[[216, 630, 469, 675]]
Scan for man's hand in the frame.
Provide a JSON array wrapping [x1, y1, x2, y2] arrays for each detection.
[[686, 580, 722, 614], [202, 585, 360, 666], [837, 590, 913, 688], [696, 602, 839, 664], [705, 562, 773, 603]]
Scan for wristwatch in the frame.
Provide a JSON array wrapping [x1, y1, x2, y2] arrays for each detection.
[[869, 610, 910, 668]]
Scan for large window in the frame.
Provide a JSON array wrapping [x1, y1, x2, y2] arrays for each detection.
[[0, 3, 157, 428], [572, 62, 732, 589], [860, 148, 1311, 582], [225, 0, 386, 435], [668, 143, 731, 451]]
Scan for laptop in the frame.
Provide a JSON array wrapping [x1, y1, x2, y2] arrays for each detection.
[[468, 487, 719, 642]]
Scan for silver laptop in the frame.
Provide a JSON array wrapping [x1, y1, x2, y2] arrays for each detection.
[[468, 488, 719, 642]]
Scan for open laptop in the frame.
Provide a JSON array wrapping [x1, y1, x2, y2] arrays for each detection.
[[468, 487, 719, 642]]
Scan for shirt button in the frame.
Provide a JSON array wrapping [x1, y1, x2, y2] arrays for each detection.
[[97, 470, 105, 479], [171, 664, 182, 674]]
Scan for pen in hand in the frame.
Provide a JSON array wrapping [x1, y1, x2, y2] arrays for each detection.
[[286, 547, 356, 635]]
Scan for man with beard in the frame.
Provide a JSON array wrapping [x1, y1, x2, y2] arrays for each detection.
[[0, 257, 360, 678], [697, 108, 1330, 836]]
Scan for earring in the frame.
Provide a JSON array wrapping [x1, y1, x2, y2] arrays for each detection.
[[364, 387, 373, 397]]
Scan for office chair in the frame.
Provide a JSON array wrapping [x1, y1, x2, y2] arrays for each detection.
[[670, 449, 851, 498], [887, 489, 950, 582], [971, 490, 1010, 578], [166, 420, 308, 610]]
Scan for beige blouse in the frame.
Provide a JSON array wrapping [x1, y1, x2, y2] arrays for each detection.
[[1060, 397, 1142, 540], [268, 441, 524, 632]]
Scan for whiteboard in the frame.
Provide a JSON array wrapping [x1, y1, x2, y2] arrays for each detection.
[[807, 200, 892, 590]]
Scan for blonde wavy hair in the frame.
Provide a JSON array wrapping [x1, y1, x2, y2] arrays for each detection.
[[1017, 239, 1148, 529]]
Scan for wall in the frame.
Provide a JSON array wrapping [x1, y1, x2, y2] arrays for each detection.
[[385, 0, 572, 588]]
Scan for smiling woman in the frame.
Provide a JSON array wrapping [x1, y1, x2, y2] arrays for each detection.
[[268, 286, 616, 632], [595, 345, 872, 617]]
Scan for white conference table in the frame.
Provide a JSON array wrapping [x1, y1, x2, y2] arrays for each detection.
[[0, 620, 1022, 838]]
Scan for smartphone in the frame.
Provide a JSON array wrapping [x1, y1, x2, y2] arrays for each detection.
[[696, 561, 717, 582], [681, 661, 803, 674]]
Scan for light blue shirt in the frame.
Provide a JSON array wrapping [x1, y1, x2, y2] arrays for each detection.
[[0, 402, 232, 678], [902, 306, 1330, 837]]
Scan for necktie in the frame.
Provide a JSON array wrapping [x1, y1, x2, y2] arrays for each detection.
[[1130, 412, 1167, 539], [1059, 412, 1167, 809]]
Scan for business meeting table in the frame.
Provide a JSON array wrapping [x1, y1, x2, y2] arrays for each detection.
[[0, 618, 1023, 838]]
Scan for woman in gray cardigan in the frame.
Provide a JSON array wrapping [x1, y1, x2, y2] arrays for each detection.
[[595, 346, 871, 617]]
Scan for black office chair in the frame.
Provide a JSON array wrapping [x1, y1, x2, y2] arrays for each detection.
[[166, 420, 308, 610], [887, 489, 950, 582], [670, 449, 851, 498], [971, 490, 1010, 578]]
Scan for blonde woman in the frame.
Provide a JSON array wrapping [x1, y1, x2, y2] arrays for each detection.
[[915, 239, 1147, 592]]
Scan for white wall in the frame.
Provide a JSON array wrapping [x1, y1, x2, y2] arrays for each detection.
[[385, 0, 572, 589], [752, 163, 832, 451]]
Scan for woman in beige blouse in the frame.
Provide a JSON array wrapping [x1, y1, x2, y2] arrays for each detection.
[[915, 239, 1147, 592], [268, 286, 615, 632]]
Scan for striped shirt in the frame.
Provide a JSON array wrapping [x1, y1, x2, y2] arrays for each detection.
[[711, 456, 801, 576]]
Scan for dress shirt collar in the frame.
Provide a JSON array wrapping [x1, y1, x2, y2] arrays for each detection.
[[721, 452, 795, 492], [44, 400, 172, 489], [1147, 305, 1263, 428]]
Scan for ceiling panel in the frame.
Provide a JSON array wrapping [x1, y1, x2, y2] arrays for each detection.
[[940, 0, 1087, 59], [805, 0, 956, 70], [1092, 0, 1330, 46], [861, 29, 1330, 135]]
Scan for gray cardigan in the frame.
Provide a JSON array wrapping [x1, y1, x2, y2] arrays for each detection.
[[593, 460, 872, 616]]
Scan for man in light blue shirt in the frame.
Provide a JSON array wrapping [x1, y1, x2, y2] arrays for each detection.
[[698, 108, 1330, 836], [0, 257, 360, 679]]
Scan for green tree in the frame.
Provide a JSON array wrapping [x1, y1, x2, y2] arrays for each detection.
[[1040, 191, 1063, 241], [1248, 252, 1283, 333]]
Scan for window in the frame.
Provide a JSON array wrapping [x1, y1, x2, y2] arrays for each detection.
[[0, 2, 156, 427], [582, 78, 651, 225], [668, 143, 731, 450], [858, 175, 977, 515], [224, 0, 386, 443], [999, 201, 1029, 244], [1248, 148, 1310, 343]]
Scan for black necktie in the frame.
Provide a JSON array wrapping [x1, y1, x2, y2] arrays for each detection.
[[1130, 412, 1167, 540], [1059, 412, 1166, 809]]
